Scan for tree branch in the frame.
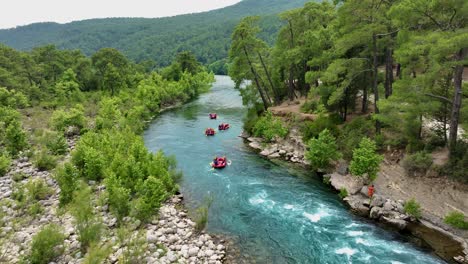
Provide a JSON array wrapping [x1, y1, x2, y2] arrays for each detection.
[[424, 93, 452, 104]]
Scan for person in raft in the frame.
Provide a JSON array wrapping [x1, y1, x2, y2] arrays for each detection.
[[213, 157, 218, 166]]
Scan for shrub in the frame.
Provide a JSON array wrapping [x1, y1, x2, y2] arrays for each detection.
[[338, 188, 348, 199], [70, 185, 103, 253], [252, 111, 288, 142], [54, 163, 79, 206], [301, 100, 319, 113], [132, 176, 168, 222], [105, 175, 131, 223], [5, 120, 28, 156], [444, 211, 468, 230], [28, 202, 44, 217], [404, 198, 422, 219], [25, 178, 53, 201], [0, 154, 11, 176], [349, 138, 383, 181], [82, 243, 112, 264], [33, 150, 57, 171], [306, 129, 341, 171], [338, 116, 373, 159], [50, 105, 86, 132], [402, 151, 433, 176], [12, 171, 28, 182], [44, 131, 68, 155], [194, 195, 213, 232], [29, 224, 65, 264], [119, 230, 147, 263], [301, 114, 340, 141]]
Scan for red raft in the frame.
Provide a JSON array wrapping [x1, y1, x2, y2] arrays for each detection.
[[211, 156, 227, 169], [218, 123, 230, 130], [209, 113, 217, 119], [205, 128, 216, 136]]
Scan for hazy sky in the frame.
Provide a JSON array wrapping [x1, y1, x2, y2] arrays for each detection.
[[0, 0, 242, 29]]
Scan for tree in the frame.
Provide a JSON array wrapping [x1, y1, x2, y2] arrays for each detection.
[[305, 129, 341, 171], [349, 138, 383, 181], [389, 0, 468, 154]]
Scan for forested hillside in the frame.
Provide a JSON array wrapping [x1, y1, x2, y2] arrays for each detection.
[[0, 0, 309, 73]]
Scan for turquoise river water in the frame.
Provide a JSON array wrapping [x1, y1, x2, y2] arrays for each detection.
[[144, 76, 444, 264]]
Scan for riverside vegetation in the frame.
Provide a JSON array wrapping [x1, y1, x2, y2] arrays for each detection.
[[0, 45, 227, 263], [228, 0, 468, 258]]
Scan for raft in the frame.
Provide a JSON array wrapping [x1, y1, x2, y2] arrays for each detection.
[[209, 113, 217, 119], [218, 123, 230, 130], [205, 128, 216, 136], [211, 157, 227, 169]]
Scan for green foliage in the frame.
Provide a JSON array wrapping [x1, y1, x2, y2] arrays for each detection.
[[12, 171, 28, 182], [306, 129, 341, 171], [0, 107, 28, 157], [50, 105, 86, 133], [105, 175, 131, 223], [54, 163, 79, 206], [338, 117, 373, 160], [301, 115, 340, 142], [33, 150, 58, 171], [119, 230, 148, 264], [402, 152, 433, 176], [338, 188, 348, 199], [349, 138, 383, 181], [194, 195, 214, 233], [252, 111, 288, 141], [404, 198, 422, 219], [82, 243, 112, 264], [28, 202, 44, 217], [132, 176, 169, 222], [444, 211, 468, 230], [39, 130, 68, 155], [29, 224, 65, 264], [0, 87, 28, 108], [0, 154, 11, 176], [70, 185, 103, 253], [25, 178, 53, 201]]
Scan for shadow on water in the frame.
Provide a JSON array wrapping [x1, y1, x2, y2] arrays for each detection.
[[144, 76, 446, 264]]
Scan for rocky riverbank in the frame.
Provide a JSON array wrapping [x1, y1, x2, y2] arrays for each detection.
[[0, 134, 227, 263], [243, 128, 468, 264]]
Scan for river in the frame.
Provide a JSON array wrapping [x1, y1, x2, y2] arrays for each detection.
[[144, 76, 444, 264]]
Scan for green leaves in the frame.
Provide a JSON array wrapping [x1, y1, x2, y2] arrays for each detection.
[[306, 129, 341, 171], [252, 111, 288, 141], [349, 138, 383, 181]]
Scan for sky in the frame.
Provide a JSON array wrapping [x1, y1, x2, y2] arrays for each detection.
[[0, 0, 242, 29]]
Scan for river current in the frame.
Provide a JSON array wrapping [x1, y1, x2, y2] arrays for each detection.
[[144, 76, 444, 264]]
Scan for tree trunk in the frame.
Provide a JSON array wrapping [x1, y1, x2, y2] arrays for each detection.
[[372, 34, 381, 134], [396, 63, 401, 79], [258, 52, 280, 104], [288, 67, 295, 101], [448, 48, 467, 153], [243, 47, 269, 110], [384, 48, 393, 98]]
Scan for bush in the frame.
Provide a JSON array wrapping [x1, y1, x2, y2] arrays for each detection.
[[444, 211, 468, 230], [404, 198, 422, 219], [349, 138, 383, 181], [5, 120, 28, 156], [33, 150, 58, 171], [252, 111, 288, 142], [50, 105, 86, 132], [82, 243, 112, 264], [339, 188, 348, 199], [301, 100, 319, 113], [306, 129, 341, 171], [25, 178, 53, 201], [44, 131, 68, 155], [0, 154, 11, 176], [194, 195, 213, 232], [105, 175, 131, 223], [338, 117, 373, 159], [301, 114, 340, 142], [119, 230, 147, 263], [132, 176, 168, 222], [29, 224, 65, 264], [70, 185, 103, 253], [54, 163, 79, 206], [12, 171, 28, 182], [402, 151, 433, 176]]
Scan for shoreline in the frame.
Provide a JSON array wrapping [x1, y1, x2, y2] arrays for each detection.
[[241, 128, 468, 264]]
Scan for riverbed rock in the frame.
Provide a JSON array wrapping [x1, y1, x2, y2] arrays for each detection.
[[370, 194, 386, 208], [329, 173, 365, 195], [381, 216, 407, 230], [336, 160, 349, 175], [343, 195, 370, 216], [370, 206, 383, 219]]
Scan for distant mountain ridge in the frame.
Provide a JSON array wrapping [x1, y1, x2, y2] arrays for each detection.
[[0, 0, 310, 71]]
